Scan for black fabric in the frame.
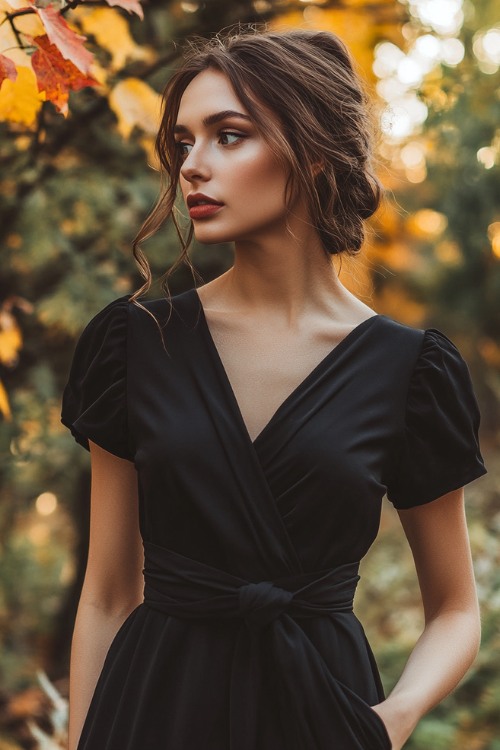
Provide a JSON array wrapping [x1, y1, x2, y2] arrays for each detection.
[[61, 296, 133, 461], [385, 328, 485, 508], [141, 541, 387, 750], [60, 289, 487, 749]]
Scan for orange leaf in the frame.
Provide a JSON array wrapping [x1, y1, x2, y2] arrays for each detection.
[[104, 0, 144, 20], [0, 52, 17, 87], [34, 3, 94, 74], [0, 379, 12, 421], [29, 34, 98, 116], [0, 307, 22, 368]]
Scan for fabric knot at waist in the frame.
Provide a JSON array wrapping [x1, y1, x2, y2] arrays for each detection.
[[238, 580, 294, 633], [142, 539, 359, 636], [141, 541, 392, 750]]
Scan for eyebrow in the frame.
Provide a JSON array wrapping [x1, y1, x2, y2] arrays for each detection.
[[174, 110, 252, 134]]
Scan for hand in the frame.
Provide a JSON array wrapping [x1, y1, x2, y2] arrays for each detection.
[[370, 699, 418, 750]]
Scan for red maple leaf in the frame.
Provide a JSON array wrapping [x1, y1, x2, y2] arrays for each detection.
[[0, 54, 18, 88], [29, 34, 99, 116], [34, 3, 94, 75]]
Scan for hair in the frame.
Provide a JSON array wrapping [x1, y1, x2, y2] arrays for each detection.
[[129, 25, 383, 338]]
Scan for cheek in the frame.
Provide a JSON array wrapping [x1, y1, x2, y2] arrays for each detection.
[[231, 149, 286, 207]]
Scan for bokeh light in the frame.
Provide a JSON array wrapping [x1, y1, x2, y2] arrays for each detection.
[[408, 0, 464, 36], [35, 492, 58, 516], [477, 147, 496, 169], [473, 27, 500, 74], [373, 0, 472, 144]]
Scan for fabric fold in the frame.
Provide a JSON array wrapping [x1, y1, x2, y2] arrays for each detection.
[[386, 327, 486, 508], [60, 295, 134, 461], [142, 540, 390, 750]]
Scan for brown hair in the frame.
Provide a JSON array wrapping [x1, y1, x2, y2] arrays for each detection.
[[129, 26, 383, 329]]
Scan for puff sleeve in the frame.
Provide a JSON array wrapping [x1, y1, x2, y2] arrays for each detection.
[[386, 328, 487, 509], [60, 295, 134, 461]]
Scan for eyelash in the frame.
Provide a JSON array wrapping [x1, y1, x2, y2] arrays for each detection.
[[175, 130, 246, 157]]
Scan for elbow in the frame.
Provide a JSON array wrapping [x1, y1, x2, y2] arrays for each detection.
[[79, 591, 144, 619], [78, 574, 144, 618], [470, 606, 482, 660], [426, 602, 482, 664], [463, 607, 481, 669], [461, 606, 481, 663]]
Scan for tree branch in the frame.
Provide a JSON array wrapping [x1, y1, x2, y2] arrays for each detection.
[[7, 13, 26, 49]]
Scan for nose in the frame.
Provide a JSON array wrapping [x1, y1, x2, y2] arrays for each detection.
[[180, 144, 211, 183]]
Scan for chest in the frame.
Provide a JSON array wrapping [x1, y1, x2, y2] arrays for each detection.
[[202, 313, 356, 443]]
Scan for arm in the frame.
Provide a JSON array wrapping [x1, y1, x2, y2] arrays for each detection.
[[67, 441, 144, 750], [372, 487, 481, 750]]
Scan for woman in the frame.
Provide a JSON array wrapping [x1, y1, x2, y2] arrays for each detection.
[[61, 28, 487, 750]]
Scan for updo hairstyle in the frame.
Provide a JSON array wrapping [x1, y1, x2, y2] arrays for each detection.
[[131, 27, 383, 311]]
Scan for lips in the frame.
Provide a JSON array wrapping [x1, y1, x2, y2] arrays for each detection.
[[187, 193, 224, 220], [187, 193, 223, 208]]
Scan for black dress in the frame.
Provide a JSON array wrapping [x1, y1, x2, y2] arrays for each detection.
[[60, 288, 487, 750]]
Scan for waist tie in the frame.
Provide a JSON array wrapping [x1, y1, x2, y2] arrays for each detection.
[[142, 540, 390, 750]]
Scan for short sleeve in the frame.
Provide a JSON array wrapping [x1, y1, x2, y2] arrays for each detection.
[[386, 328, 487, 509], [60, 295, 134, 461]]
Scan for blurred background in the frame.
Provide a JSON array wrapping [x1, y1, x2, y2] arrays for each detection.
[[0, 0, 499, 747]]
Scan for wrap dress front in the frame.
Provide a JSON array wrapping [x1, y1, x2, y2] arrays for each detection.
[[60, 288, 487, 750]]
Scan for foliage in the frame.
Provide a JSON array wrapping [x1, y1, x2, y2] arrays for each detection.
[[370, 0, 500, 433], [358, 452, 500, 748], [0, 0, 143, 122], [0, 0, 499, 748]]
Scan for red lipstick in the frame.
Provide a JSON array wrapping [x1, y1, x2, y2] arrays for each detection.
[[187, 193, 224, 220]]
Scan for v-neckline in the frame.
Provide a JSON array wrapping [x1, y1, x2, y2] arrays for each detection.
[[190, 287, 381, 448]]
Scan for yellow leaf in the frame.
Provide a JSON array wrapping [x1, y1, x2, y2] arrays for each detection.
[[0, 6, 16, 51], [0, 2, 44, 67], [78, 7, 154, 72], [10, 5, 44, 36], [109, 77, 161, 139], [0, 65, 46, 125], [0, 379, 12, 421], [0, 308, 22, 366]]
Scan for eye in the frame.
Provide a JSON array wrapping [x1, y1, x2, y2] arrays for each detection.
[[175, 141, 192, 158], [219, 131, 246, 146]]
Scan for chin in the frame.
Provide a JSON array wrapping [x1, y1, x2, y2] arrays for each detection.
[[192, 227, 237, 245]]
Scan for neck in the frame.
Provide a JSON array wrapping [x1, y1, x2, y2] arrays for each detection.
[[216, 223, 350, 323]]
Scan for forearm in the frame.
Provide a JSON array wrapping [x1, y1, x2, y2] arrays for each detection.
[[375, 606, 480, 745], [67, 599, 139, 750]]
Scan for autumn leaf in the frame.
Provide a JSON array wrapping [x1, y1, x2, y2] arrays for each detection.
[[104, 0, 144, 20], [109, 77, 161, 139], [0, 0, 43, 68], [0, 379, 12, 421], [0, 52, 17, 86], [29, 33, 98, 116], [0, 307, 22, 368], [78, 7, 155, 72], [34, 3, 94, 74], [0, 64, 45, 125]]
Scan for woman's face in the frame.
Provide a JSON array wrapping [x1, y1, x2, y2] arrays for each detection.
[[174, 68, 295, 246]]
